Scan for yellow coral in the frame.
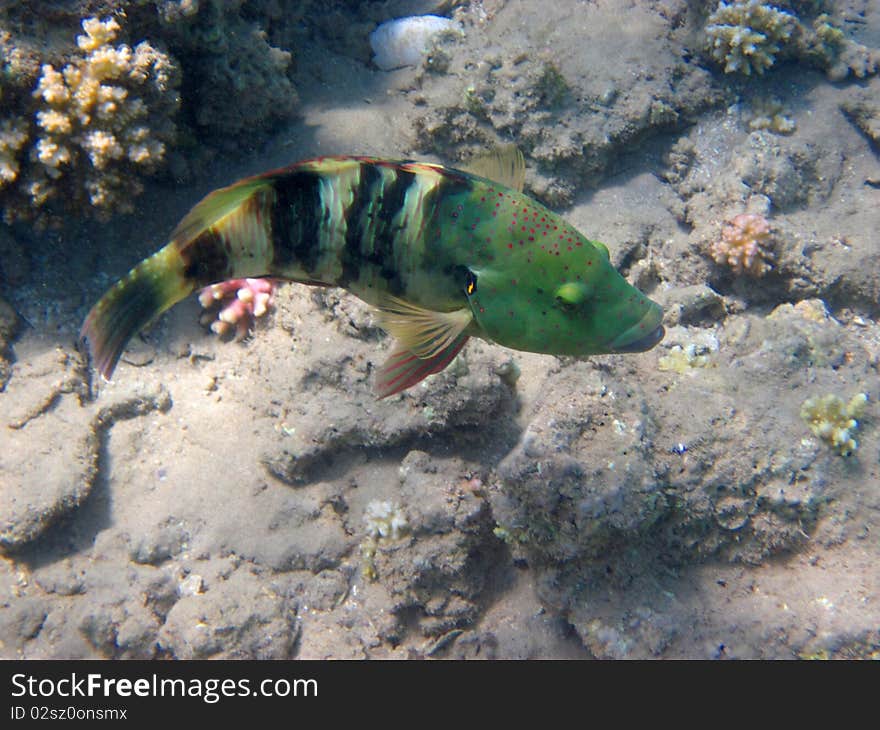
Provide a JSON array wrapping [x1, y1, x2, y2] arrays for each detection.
[[709, 212, 773, 276], [15, 16, 180, 221], [0, 119, 29, 187], [801, 393, 868, 457], [658, 344, 712, 373], [77, 18, 122, 53]]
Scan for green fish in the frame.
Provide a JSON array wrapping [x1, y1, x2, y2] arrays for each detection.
[[80, 149, 664, 397]]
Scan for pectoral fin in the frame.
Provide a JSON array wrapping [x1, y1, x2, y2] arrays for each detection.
[[375, 333, 469, 399], [377, 296, 473, 359]]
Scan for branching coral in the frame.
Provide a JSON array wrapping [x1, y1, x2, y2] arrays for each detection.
[[709, 212, 774, 275], [705, 1, 797, 75], [198, 277, 277, 339], [0, 119, 28, 188], [23, 18, 180, 221], [704, 2, 879, 79], [801, 393, 868, 457], [0, 17, 181, 224]]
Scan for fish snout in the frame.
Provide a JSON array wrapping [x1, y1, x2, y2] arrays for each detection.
[[608, 304, 665, 354]]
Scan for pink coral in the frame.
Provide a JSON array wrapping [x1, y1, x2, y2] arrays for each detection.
[[710, 212, 773, 276], [198, 277, 276, 338]]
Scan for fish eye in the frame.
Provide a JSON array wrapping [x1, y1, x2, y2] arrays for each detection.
[[554, 281, 589, 308], [465, 270, 477, 296]]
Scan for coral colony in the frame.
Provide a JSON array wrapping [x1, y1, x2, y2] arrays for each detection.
[[710, 212, 773, 276], [704, 0, 796, 75], [801, 393, 869, 457], [198, 278, 277, 339], [2, 17, 179, 223], [703, 1, 879, 80]]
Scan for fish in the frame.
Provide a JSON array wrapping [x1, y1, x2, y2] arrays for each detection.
[[80, 149, 665, 398]]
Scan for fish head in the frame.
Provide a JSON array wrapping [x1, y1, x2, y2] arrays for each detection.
[[463, 238, 664, 356]]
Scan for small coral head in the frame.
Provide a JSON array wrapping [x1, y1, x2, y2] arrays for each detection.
[[710, 212, 773, 276]]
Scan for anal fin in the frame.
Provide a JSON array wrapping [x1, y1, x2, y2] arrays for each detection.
[[375, 333, 469, 399]]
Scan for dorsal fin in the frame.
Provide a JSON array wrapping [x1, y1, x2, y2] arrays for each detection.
[[170, 174, 275, 244], [460, 145, 525, 192]]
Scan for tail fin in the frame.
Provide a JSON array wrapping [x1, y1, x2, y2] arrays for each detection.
[[80, 173, 279, 380], [79, 245, 194, 379]]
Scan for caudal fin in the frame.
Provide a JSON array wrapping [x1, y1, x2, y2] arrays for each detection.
[[80, 174, 279, 380], [79, 246, 193, 379]]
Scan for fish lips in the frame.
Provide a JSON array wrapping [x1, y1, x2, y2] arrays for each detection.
[[608, 306, 665, 354]]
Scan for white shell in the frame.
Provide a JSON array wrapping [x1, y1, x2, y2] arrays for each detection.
[[369, 15, 460, 71]]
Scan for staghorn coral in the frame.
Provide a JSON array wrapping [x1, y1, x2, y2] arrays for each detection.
[[198, 277, 277, 339], [710, 212, 774, 276], [2, 17, 180, 224], [801, 393, 868, 457], [705, 0, 797, 76]]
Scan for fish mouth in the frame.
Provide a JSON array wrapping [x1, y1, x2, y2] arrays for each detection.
[[609, 306, 665, 354]]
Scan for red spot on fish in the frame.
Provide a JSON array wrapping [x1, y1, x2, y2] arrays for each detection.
[[507, 243, 514, 249], [567, 246, 572, 251], [528, 236, 534, 242], [587, 261, 593, 266], [576, 241, 583, 247]]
